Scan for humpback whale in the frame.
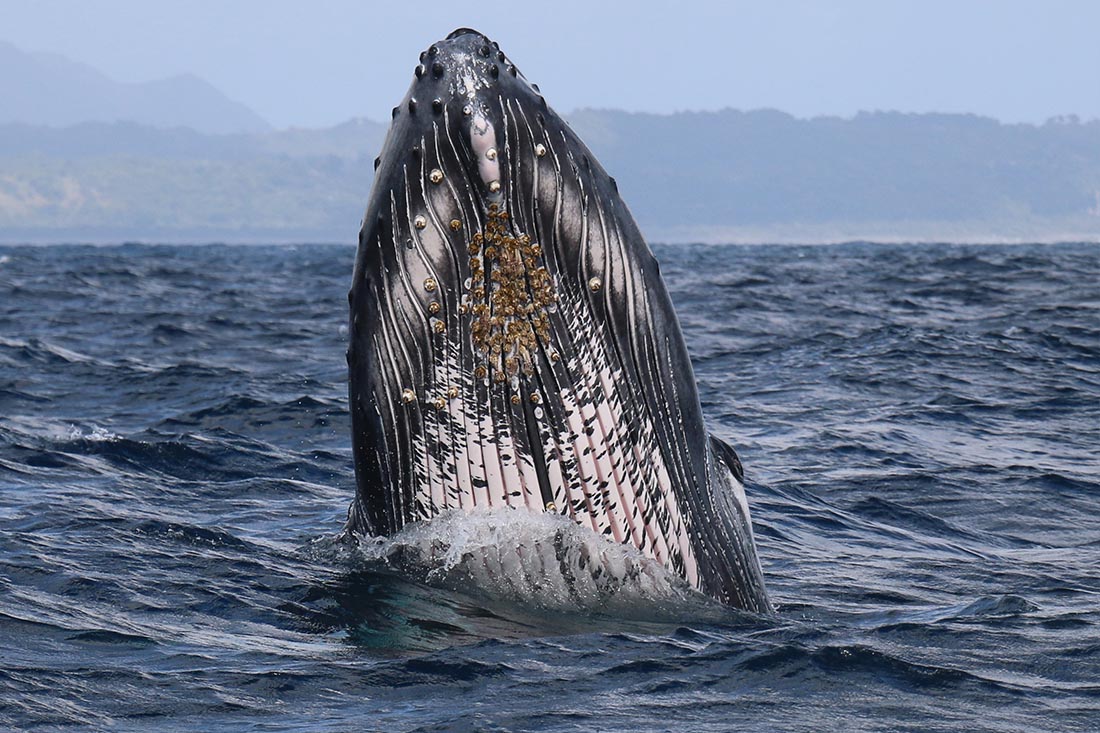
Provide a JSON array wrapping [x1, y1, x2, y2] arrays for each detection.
[[347, 28, 771, 612]]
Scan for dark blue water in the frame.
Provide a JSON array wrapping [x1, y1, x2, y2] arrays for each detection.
[[2, 243, 1098, 732]]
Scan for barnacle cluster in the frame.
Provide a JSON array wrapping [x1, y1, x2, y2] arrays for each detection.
[[466, 204, 556, 381]]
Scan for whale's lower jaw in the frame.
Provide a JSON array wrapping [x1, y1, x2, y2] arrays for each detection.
[[347, 28, 771, 612]]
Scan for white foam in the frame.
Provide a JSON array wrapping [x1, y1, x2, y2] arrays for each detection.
[[67, 424, 118, 442], [344, 507, 715, 617]]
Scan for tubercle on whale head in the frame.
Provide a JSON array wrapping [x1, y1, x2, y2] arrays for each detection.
[[363, 27, 642, 394], [382, 28, 541, 204], [365, 28, 565, 388]]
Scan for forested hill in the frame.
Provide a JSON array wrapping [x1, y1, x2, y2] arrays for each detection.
[[2, 110, 1098, 243]]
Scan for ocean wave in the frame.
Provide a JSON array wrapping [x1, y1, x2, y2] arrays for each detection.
[[2, 242, 1098, 731]]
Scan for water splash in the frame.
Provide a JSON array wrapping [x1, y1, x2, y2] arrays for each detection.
[[316, 508, 736, 622]]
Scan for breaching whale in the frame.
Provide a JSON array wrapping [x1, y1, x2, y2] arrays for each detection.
[[346, 28, 771, 612]]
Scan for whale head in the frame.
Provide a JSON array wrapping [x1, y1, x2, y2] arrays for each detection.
[[348, 29, 772, 612]]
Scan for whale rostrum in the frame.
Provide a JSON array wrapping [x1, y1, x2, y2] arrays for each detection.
[[347, 28, 771, 612]]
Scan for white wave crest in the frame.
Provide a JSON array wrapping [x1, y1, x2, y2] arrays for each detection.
[[342, 508, 721, 619], [67, 424, 119, 442]]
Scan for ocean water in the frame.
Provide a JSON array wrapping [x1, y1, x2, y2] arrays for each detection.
[[1, 242, 1098, 732]]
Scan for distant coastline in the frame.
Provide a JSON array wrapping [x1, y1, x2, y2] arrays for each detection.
[[2, 110, 1098, 246]]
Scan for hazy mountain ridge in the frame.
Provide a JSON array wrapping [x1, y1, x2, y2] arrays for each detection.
[[568, 108, 1100, 241], [0, 118, 386, 160], [1, 110, 1098, 243], [0, 40, 270, 134]]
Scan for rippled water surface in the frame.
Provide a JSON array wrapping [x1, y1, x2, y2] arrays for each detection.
[[2, 243, 1098, 732]]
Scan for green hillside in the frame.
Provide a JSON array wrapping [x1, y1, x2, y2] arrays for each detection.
[[1, 111, 1098, 243]]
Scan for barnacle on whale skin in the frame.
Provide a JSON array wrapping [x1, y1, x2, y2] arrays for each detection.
[[466, 205, 556, 380]]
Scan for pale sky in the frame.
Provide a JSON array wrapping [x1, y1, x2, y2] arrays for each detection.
[[4, 0, 1098, 129]]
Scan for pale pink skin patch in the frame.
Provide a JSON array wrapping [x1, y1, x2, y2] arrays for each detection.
[[469, 113, 500, 187]]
